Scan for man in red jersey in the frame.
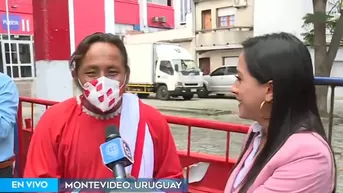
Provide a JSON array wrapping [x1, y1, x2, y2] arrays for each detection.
[[24, 33, 183, 184]]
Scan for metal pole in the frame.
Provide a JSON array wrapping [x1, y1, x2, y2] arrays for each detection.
[[5, 0, 13, 77], [191, 0, 198, 65], [328, 85, 335, 145], [139, 0, 148, 32]]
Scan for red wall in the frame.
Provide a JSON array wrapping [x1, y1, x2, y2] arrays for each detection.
[[32, 0, 70, 60], [115, 0, 140, 25], [115, 0, 174, 28], [0, 0, 174, 36], [147, 3, 174, 28], [0, 0, 32, 14], [74, 0, 106, 48], [0, 0, 33, 35]]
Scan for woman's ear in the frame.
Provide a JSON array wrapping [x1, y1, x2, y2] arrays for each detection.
[[265, 80, 273, 102]]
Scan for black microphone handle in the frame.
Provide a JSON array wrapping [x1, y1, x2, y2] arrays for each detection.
[[113, 163, 127, 179]]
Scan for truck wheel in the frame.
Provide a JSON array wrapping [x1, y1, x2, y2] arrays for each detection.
[[197, 86, 209, 98], [156, 85, 170, 100], [183, 94, 194, 100]]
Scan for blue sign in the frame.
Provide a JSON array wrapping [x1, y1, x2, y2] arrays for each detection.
[[1, 14, 21, 31], [0, 178, 188, 192], [100, 138, 126, 165], [0, 178, 58, 192], [59, 178, 188, 192], [100, 138, 134, 166]]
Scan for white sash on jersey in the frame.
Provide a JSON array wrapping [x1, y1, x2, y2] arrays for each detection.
[[119, 93, 154, 178]]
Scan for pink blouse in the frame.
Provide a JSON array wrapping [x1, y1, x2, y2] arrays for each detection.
[[225, 122, 335, 193]]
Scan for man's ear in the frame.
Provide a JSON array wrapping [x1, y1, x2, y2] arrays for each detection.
[[71, 70, 77, 79], [125, 72, 130, 85], [265, 80, 273, 102]]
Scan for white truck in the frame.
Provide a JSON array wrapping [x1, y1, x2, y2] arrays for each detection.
[[125, 43, 203, 100]]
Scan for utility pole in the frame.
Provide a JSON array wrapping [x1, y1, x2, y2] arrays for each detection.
[[5, 0, 13, 77], [139, 0, 148, 32], [191, 0, 198, 65]]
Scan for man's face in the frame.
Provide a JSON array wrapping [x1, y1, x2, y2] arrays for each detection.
[[76, 42, 127, 87]]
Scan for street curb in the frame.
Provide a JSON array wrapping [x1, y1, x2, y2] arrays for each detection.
[[157, 107, 232, 116]]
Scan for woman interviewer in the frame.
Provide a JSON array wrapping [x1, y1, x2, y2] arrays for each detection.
[[224, 32, 336, 193]]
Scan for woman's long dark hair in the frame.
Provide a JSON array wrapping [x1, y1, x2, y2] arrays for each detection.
[[235, 32, 337, 192]]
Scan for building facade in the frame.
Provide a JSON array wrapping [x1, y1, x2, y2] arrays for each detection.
[[253, 0, 343, 98], [0, 0, 34, 96], [114, 0, 175, 34], [1, 0, 175, 97], [194, 0, 253, 74]]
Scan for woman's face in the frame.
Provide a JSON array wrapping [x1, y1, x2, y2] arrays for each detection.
[[77, 42, 127, 86], [232, 52, 273, 121]]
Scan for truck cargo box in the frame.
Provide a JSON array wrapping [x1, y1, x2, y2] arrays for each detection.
[[126, 43, 155, 85]]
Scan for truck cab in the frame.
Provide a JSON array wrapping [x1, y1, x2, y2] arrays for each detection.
[[154, 45, 203, 100]]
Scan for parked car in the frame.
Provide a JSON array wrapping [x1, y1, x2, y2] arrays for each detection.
[[197, 65, 237, 98]]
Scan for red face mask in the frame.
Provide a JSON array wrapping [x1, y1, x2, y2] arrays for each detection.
[[79, 76, 125, 112]]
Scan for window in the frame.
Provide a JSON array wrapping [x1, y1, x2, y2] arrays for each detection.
[[2, 37, 35, 79], [217, 7, 237, 28], [2, 35, 31, 41], [211, 67, 225, 76], [159, 60, 174, 75], [180, 0, 192, 24], [218, 15, 235, 27], [147, 0, 171, 6], [226, 67, 238, 75]]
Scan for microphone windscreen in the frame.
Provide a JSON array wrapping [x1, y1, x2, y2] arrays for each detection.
[[105, 125, 120, 139]]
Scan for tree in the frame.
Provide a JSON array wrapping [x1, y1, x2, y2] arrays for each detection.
[[302, 0, 343, 116]]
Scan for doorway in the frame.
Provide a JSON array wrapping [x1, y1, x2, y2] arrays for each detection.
[[199, 57, 211, 75], [201, 10, 212, 30]]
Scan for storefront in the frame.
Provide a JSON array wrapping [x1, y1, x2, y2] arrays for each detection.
[[0, 12, 34, 80]]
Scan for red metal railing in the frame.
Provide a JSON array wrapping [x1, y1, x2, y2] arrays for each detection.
[[16, 96, 250, 193], [165, 115, 249, 192]]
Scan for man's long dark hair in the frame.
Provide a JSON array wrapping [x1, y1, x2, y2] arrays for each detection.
[[234, 32, 337, 193], [69, 32, 131, 89]]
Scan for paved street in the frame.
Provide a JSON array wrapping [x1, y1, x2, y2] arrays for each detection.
[[22, 95, 343, 191], [142, 96, 249, 159]]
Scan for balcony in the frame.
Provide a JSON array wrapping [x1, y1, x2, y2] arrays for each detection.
[[195, 27, 253, 51]]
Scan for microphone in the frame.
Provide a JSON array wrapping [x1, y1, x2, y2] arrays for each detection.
[[100, 125, 134, 179]]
